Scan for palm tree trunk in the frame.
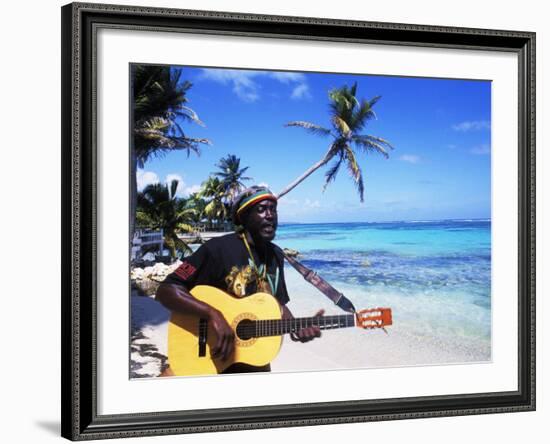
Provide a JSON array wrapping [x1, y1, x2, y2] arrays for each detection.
[[276, 147, 334, 199], [130, 148, 138, 256], [167, 237, 177, 261]]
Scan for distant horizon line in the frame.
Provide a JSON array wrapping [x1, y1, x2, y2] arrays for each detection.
[[278, 218, 492, 225]]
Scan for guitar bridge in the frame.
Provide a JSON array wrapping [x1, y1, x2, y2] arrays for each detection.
[[198, 318, 208, 357]]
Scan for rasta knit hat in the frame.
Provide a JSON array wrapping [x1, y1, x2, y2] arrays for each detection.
[[231, 186, 277, 225]]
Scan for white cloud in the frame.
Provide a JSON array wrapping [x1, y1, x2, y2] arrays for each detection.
[[136, 170, 159, 190], [184, 184, 202, 196], [399, 154, 420, 164], [277, 196, 323, 222], [305, 199, 321, 208], [470, 144, 491, 155], [165, 173, 182, 183], [165, 175, 204, 198], [278, 196, 299, 205], [277, 197, 321, 212], [291, 83, 311, 100], [270, 72, 306, 84], [452, 120, 491, 131], [165, 174, 186, 197], [232, 81, 260, 103], [200, 69, 260, 102], [137, 171, 201, 197], [200, 68, 311, 102]]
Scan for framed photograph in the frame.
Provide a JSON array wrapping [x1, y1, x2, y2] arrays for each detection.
[[61, 2, 535, 440]]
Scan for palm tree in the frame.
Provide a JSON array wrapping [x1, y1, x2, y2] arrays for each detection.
[[213, 154, 252, 203], [131, 65, 211, 243], [186, 192, 208, 224], [136, 180, 197, 260], [277, 82, 393, 202], [199, 176, 227, 230]]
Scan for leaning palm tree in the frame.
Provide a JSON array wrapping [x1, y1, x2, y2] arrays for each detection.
[[136, 180, 197, 260], [213, 154, 252, 203], [131, 65, 211, 243], [277, 82, 393, 202]]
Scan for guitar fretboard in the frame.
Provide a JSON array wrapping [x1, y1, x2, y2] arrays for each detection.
[[238, 315, 356, 339]]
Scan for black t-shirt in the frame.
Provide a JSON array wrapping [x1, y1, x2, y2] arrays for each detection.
[[163, 232, 290, 305]]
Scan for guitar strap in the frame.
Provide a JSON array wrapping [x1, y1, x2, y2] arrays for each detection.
[[281, 250, 357, 314]]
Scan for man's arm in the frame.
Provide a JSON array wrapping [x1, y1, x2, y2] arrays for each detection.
[[280, 304, 323, 343], [156, 283, 235, 361], [274, 247, 322, 343]]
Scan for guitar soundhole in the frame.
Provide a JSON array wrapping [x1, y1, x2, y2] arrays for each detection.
[[236, 319, 255, 341]]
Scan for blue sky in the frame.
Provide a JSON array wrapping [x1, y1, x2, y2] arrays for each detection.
[[136, 65, 491, 223]]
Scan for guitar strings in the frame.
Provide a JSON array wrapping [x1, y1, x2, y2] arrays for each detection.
[[234, 315, 356, 337]]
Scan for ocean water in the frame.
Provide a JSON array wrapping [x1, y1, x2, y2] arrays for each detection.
[[276, 220, 491, 365]]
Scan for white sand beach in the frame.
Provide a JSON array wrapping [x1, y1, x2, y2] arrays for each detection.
[[273, 269, 490, 372], [130, 262, 490, 378]]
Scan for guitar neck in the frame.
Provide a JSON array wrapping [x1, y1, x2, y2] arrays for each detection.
[[249, 314, 356, 338]]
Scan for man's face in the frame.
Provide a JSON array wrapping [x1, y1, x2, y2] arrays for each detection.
[[243, 199, 278, 242]]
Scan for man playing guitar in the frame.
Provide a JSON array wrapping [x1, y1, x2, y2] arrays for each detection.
[[156, 186, 323, 375]]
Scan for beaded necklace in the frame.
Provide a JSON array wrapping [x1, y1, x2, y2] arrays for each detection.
[[240, 233, 279, 295]]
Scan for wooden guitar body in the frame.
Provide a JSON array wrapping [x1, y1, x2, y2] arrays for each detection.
[[167, 285, 392, 376], [167, 285, 283, 376]]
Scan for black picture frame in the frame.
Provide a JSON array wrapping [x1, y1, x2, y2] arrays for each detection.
[[61, 2, 536, 440]]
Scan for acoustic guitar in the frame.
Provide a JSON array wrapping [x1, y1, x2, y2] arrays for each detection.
[[167, 285, 392, 376]]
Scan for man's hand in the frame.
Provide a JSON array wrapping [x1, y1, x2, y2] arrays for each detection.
[[282, 305, 324, 343], [156, 284, 236, 361], [208, 309, 235, 361]]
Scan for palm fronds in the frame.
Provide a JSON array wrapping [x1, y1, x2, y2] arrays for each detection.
[[213, 154, 253, 202], [132, 65, 211, 165], [284, 121, 332, 137], [136, 179, 199, 259], [279, 82, 393, 200]]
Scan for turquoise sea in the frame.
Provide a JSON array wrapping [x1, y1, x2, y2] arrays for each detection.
[[276, 219, 492, 365]]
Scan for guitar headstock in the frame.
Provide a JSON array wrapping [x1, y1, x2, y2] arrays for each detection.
[[356, 308, 392, 329]]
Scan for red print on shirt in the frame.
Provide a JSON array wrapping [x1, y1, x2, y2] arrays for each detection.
[[174, 261, 197, 280]]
